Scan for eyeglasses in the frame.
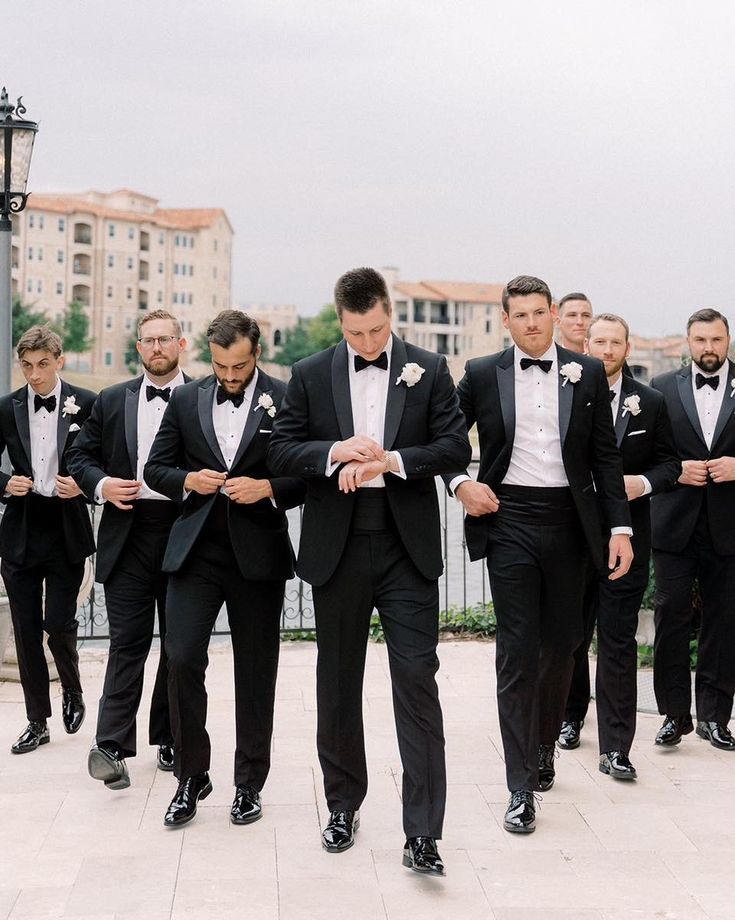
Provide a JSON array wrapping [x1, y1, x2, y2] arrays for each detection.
[[138, 336, 177, 348]]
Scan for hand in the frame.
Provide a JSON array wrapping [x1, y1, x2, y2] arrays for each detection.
[[456, 480, 500, 516], [5, 475, 33, 496], [331, 436, 384, 464], [338, 459, 387, 493], [607, 534, 634, 581], [706, 456, 735, 483], [56, 475, 82, 499], [678, 459, 708, 486], [101, 477, 141, 510], [224, 476, 273, 504], [623, 475, 645, 501], [184, 469, 228, 495]]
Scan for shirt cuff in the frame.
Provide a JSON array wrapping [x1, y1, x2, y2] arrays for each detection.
[[639, 475, 652, 496], [326, 444, 340, 477], [449, 474, 472, 497], [387, 451, 407, 480], [610, 527, 633, 536], [94, 477, 109, 504]]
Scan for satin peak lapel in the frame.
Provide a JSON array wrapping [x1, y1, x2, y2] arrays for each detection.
[[614, 378, 635, 447], [124, 383, 140, 475], [56, 380, 73, 465], [676, 367, 707, 449], [197, 381, 228, 469], [12, 391, 32, 470], [232, 377, 267, 469], [496, 353, 515, 448], [711, 361, 735, 450], [557, 359, 574, 447], [331, 340, 354, 441], [384, 335, 408, 449]]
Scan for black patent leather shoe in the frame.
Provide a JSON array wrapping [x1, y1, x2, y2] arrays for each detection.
[[558, 719, 583, 750], [88, 744, 130, 790], [11, 721, 49, 754], [402, 836, 445, 875], [157, 744, 175, 772], [61, 688, 85, 735], [164, 773, 213, 827], [503, 790, 536, 834], [230, 784, 262, 825], [655, 714, 694, 746], [696, 721, 735, 751], [599, 750, 637, 780], [321, 810, 360, 852], [538, 743, 556, 791]]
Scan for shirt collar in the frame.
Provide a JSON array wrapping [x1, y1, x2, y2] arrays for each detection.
[[27, 376, 62, 406], [346, 335, 394, 366], [143, 369, 185, 391], [692, 361, 728, 386], [609, 375, 624, 401], [514, 342, 557, 369]]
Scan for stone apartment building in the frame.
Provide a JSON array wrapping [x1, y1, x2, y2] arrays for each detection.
[[11, 188, 233, 376]]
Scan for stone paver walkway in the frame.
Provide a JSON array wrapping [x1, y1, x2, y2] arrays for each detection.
[[0, 639, 730, 920]]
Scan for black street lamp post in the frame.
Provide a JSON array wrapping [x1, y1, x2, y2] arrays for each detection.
[[0, 87, 38, 397]]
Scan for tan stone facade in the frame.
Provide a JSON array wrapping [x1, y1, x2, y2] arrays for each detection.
[[11, 188, 233, 376]]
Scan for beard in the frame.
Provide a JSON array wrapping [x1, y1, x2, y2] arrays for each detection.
[[695, 353, 726, 374], [215, 363, 256, 395], [142, 354, 179, 379]]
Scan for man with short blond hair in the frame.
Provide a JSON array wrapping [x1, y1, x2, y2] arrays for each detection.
[[0, 325, 96, 753], [68, 309, 190, 789]]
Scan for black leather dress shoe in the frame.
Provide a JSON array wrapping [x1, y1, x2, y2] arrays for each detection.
[[655, 714, 694, 746], [321, 810, 360, 852], [88, 744, 130, 790], [558, 720, 583, 750], [157, 744, 175, 771], [402, 837, 445, 875], [163, 773, 213, 827], [599, 750, 637, 780], [61, 689, 85, 735], [11, 721, 49, 754], [503, 790, 536, 834], [696, 721, 735, 751], [538, 743, 556, 791], [230, 784, 262, 824]]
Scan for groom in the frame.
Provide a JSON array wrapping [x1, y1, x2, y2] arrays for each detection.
[[268, 267, 471, 874]]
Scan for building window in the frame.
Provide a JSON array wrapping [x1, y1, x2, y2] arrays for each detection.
[[174, 235, 180, 246], [128, 226, 135, 240], [39, 215, 45, 229], [37, 280, 42, 293], [173, 292, 178, 304], [159, 232, 164, 245], [56, 282, 63, 295], [125, 316, 133, 331], [38, 247, 43, 262], [108, 224, 115, 238], [213, 239, 218, 252], [58, 218, 65, 232], [107, 285, 113, 298], [104, 351, 113, 367], [27, 279, 32, 292], [105, 315, 113, 330], [158, 262, 163, 274], [107, 254, 114, 268], [57, 250, 64, 263], [188, 294, 193, 305], [28, 246, 33, 260], [28, 214, 34, 228], [127, 256, 133, 270], [182, 236, 187, 248], [189, 265, 193, 276], [126, 287, 132, 300], [157, 290, 162, 303], [190, 236, 195, 248]]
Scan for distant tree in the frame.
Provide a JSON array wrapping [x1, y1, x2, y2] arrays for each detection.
[[124, 335, 141, 376], [11, 295, 49, 346], [193, 330, 211, 365], [60, 300, 93, 369], [307, 303, 342, 352], [272, 306, 343, 367], [272, 320, 313, 366]]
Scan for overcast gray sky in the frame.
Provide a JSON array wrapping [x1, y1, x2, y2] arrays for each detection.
[[7, 1, 735, 335]]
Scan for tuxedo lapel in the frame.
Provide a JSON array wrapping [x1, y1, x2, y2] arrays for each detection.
[[56, 380, 73, 465], [676, 366, 707, 449], [11, 388, 32, 470], [231, 373, 268, 469], [711, 360, 735, 450], [615, 376, 635, 447], [556, 347, 574, 446], [124, 381, 141, 475], [331, 340, 354, 441], [496, 349, 515, 447], [384, 335, 407, 449], [197, 379, 228, 468]]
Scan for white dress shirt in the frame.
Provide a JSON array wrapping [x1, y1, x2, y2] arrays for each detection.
[[326, 338, 406, 486], [28, 378, 62, 497], [609, 374, 651, 497], [692, 361, 728, 450], [212, 369, 258, 470]]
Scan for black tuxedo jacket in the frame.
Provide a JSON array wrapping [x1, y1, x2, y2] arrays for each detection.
[[612, 375, 680, 552], [650, 361, 735, 555], [67, 373, 192, 583], [143, 371, 305, 580], [0, 380, 96, 565], [267, 335, 472, 587], [451, 344, 631, 571]]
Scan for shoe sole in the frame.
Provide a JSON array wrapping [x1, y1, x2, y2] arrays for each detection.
[[558, 738, 580, 750], [163, 780, 213, 828], [230, 810, 263, 826], [401, 854, 445, 875], [538, 777, 555, 791], [88, 749, 130, 790], [598, 764, 637, 781], [321, 816, 360, 852], [503, 821, 536, 834], [10, 735, 50, 755], [157, 761, 175, 772], [695, 727, 735, 751]]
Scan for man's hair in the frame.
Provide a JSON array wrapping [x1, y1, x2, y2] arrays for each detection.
[[501, 275, 552, 312], [138, 309, 182, 339], [587, 312, 630, 342], [334, 267, 390, 318], [558, 292, 591, 313], [206, 309, 261, 350], [687, 308, 730, 334], [17, 324, 63, 359]]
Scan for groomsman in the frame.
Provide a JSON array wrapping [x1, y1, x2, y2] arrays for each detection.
[[144, 309, 304, 828], [650, 308, 735, 751], [67, 310, 189, 788], [561, 314, 679, 777], [268, 268, 470, 874], [0, 326, 95, 753], [556, 292, 593, 352], [449, 276, 632, 833]]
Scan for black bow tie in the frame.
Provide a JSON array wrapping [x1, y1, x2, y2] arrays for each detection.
[[33, 394, 57, 413], [216, 387, 244, 408], [146, 385, 171, 403], [695, 373, 719, 391], [354, 352, 388, 372], [520, 357, 552, 373], [609, 390, 616, 403]]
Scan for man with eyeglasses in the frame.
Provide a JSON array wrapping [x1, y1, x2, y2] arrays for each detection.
[[67, 310, 191, 789]]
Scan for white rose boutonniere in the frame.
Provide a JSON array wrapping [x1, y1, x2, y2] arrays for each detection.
[[559, 361, 583, 387], [256, 393, 276, 418], [396, 362, 426, 388], [622, 394, 642, 417], [62, 395, 81, 417], [730, 378, 735, 399]]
